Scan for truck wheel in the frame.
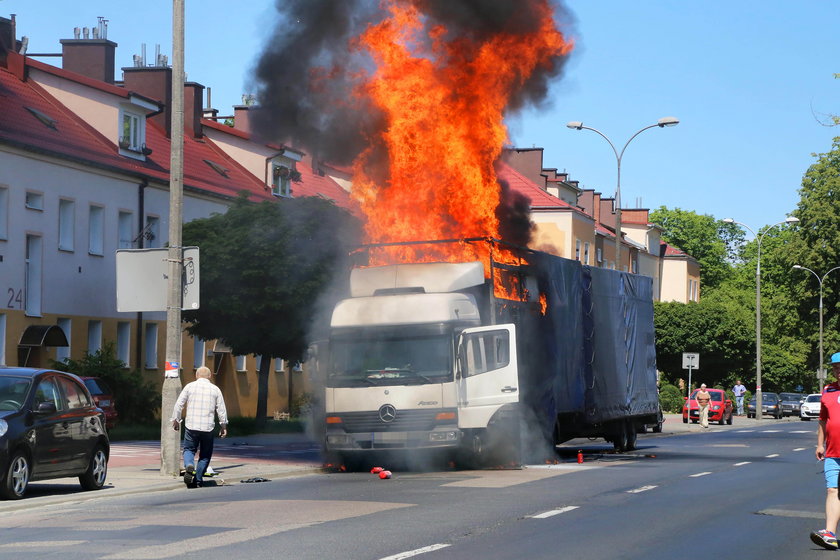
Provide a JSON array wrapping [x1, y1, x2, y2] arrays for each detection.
[[624, 421, 637, 451], [612, 422, 629, 453]]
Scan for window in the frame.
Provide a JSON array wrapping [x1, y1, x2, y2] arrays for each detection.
[[0, 187, 8, 240], [274, 358, 284, 372], [25, 234, 42, 317], [583, 242, 590, 266], [117, 321, 131, 366], [89, 205, 104, 255], [144, 323, 158, 369], [596, 247, 603, 264], [25, 191, 44, 211], [120, 109, 143, 152], [272, 164, 292, 197], [58, 199, 75, 251], [256, 355, 263, 371], [56, 318, 71, 363], [57, 376, 90, 409], [575, 239, 581, 261], [87, 320, 102, 355], [193, 337, 205, 369], [118, 211, 133, 249], [145, 216, 160, 248], [34, 378, 61, 409], [235, 355, 246, 372], [462, 329, 510, 377]]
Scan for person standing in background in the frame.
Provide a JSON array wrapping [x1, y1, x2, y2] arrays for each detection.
[[733, 379, 747, 416]]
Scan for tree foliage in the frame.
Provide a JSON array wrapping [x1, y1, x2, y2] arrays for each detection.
[[182, 195, 361, 424], [52, 343, 159, 424], [649, 207, 743, 290]]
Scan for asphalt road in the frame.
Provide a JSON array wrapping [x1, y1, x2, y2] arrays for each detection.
[[0, 418, 826, 560]]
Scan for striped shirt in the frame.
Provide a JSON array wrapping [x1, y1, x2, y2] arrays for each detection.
[[170, 378, 228, 432]]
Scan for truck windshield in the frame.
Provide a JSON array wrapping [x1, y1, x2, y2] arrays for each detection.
[[328, 333, 452, 387]]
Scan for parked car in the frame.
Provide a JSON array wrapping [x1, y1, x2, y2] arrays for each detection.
[[779, 392, 806, 417], [81, 377, 118, 430], [747, 392, 782, 419], [800, 393, 823, 421], [682, 388, 734, 425], [0, 367, 109, 499]]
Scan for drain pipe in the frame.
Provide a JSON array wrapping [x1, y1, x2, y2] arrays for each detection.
[[134, 178, 148, 371]]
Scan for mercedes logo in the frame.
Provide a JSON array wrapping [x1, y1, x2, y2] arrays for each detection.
[[378, 404, 397, 423]]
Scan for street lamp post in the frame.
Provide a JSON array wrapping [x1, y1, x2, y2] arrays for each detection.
[[792, 265, 840, 389], [566, 117, 679, 270], [723, 216, 800, 419]]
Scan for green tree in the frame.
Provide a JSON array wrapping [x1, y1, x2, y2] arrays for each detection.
[[52, 343, 159, 424], [182, 195, 361, 428], [654, 293, 754, 388], [650, 207, 743, 290]]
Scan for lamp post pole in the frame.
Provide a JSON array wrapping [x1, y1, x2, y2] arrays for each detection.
[[723, 216, 800, 419], [566, 117, 679, 270], [792, 265, 840, 389]]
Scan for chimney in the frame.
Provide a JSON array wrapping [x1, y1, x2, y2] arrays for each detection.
[[184, 82, 204, 138], [233, 105, 252, 134], [122, 66, 172, 136], [60, 19, 116, 84]]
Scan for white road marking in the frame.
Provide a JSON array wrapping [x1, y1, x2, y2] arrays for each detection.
[[736, 430, 755, 433], [532, 506, 580, 519], [762, 430, 781, 433], [379, 544, 451, 560], [766, 454, 780, 458], [627, 485, 657, 494], [689, 472, 712, 477], [791, 431, 813, 434], [793, 448, 808, 451], [734, 462, 751, 466]]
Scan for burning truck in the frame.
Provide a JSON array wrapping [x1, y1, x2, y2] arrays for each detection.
[[317, 238, 660, 469]]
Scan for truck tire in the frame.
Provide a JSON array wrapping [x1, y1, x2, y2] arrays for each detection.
[[624, 421, 637, 451], [611, 421, 629, 453]]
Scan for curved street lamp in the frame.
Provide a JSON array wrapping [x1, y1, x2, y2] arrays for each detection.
[[792, 264, 840, 388], [566, 117, 679, 270], [723, 216, 800, 419]]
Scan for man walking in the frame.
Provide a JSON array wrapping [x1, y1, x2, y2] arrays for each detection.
[[695, 383, 712, 428], [811, 353, 840, 550], [170, 366, 228, 488], [733, 379, 747, 416]]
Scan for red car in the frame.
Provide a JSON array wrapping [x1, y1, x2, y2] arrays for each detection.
[[82, 377, 118, 430], [682, 388, 734, 425]]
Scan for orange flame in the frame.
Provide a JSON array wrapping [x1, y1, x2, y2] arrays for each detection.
[[349, 0, 572, 270]]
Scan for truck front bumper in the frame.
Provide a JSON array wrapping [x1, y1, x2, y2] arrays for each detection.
[[325, 427, 461, 451]]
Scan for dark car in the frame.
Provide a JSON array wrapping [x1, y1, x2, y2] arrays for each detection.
[[0, 367, 109, 499], [81, 377, 117, 430], [747, 392, 782, 419], [779, 392, 806, 417]]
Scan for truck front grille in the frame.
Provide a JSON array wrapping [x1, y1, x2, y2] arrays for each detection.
[[337, 409, 454, 433]]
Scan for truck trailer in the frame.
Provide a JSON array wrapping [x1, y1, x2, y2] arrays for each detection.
[[319, 239, 660, 468]]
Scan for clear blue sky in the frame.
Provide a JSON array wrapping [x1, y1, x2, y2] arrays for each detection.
[[6, 0, 839, 234]]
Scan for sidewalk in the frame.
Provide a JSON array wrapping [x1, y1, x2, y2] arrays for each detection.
[[0, 432, 325, 513]]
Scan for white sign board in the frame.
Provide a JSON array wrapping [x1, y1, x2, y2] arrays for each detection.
[[682, 352, 700, 370], [116, 247, 199, 312]]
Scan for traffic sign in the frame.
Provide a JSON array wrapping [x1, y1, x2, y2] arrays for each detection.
[[682, 352, 700, 370]]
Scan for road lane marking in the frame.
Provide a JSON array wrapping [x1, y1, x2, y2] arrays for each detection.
[[736, 430, 755, 433], [689, 472, 712, 477], [765, 454, 779, 458], [379, 544, 451, 559], [791, 430, 813, 434], [627, 485, 657, 493], [532, 506, 579, 519], [793, 448, 807, 451], [762, 430, 781, 433], [734, 462, 751, 466]]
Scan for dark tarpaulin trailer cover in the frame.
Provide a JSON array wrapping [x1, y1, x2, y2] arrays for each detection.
[[502, 253, 658, 447]]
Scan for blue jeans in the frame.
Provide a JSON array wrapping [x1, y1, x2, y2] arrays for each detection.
[[183, 428, 215, 482], [735, 396, 744, 415]]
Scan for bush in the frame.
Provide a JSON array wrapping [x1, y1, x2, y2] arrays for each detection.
[[659, 383, 685, 413], [51, 343, 159, 425]]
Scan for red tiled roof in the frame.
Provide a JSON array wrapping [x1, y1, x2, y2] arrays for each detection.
[[660, 241, 691, 258], [496, 161, 576, 210], [294, 161, 360, 216], [0, 62, 273, 201]]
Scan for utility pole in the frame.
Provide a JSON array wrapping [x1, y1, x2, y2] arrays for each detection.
[[160, 0, 185, 477]]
